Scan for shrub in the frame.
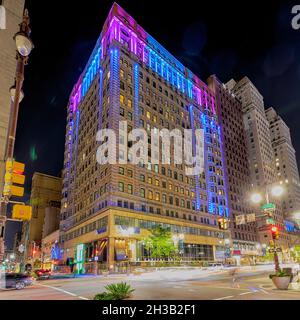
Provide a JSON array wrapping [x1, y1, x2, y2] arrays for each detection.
[[269, 270, 291, 279], [93, 292, 115, 300], [105, 282, 135, 300], [93, 282, 135, 300]]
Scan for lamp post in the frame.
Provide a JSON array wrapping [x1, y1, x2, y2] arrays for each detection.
[[250, 184, 284, 272], [0, 9, 33, 262]]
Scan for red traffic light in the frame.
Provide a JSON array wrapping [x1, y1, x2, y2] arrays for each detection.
[[271, 226, 279, 240]]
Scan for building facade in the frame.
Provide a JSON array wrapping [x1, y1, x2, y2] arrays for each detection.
[[60, 3, 230, 273], [208, 75, 258, 264], [0, 0, 24, 196], [226, 77, 291, 251], [22, 172, 62, 264], [265, 107, 300, 221]]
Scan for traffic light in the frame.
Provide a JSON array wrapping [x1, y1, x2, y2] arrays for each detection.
[[3, 158, 25, 197], [12, 204, 32, 221], [218, 218, 229, 230], [271, 226, 279, 240]]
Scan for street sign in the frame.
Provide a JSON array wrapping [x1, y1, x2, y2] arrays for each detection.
[[235, 215, 245, 225], [261, 203, 275, 210], [246, 213, 256, 223], [266, 218, 275, 225]]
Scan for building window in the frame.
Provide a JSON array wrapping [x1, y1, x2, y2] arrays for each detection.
[[118, 182, 124, 192], [148, 190, 153, 200]]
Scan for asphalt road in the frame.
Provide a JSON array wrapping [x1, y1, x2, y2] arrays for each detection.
[[1, 265, 300, 300]]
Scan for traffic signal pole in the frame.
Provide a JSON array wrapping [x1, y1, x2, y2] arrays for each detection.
[[273, 239, 280, 273], [0, 10, 32, 262]]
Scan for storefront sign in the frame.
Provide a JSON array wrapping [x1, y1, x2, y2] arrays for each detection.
[[96, 226, 107, 234], [116, 225, 140, 235]]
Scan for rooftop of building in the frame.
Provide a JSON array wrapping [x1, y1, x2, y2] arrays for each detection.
[[70, 2, 214, 101]]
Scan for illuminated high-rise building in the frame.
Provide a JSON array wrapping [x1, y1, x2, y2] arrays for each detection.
[[265, 107, 300, 221], [60, 3, 230, 272]]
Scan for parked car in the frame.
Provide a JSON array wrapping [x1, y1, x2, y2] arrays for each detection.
[[208, 262, 223, 269], [34, 269, 51, 280], [3, 273, 34, 290]]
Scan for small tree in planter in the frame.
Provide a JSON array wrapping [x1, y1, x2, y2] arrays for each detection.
[[269, 270, 292, 290], [143, 226, 177, 261]]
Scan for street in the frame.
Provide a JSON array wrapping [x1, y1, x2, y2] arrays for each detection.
[[1, 265, 300, 300]]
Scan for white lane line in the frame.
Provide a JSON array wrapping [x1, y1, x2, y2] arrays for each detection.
[[37, 284, 80, 298], [213, 295, 234, 300], [78, 296, 89, 300], [239, 291, 252, 296], [258, 286, 270, 295]]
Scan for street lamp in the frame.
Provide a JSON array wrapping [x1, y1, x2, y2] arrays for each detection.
[[270, 185, 284, 198], [14, 30, 34, 57], [250, 184, 285, 272], [251, 193, 262, 204], [9, 84, 24, 103], [250, 184, 285, 204]]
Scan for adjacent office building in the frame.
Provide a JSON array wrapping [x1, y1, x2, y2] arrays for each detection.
[[208, 75, 258, 264], [266, 107, 300, 221], [22, 172, 62, 263], [60, 3, 230, 273], [0, 0, 24, 196], [226, 77, 291, 250]]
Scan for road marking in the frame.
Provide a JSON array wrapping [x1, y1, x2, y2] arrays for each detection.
[[37, 283, 85, 299], [213, 295, 234, 300], [259, 288, 270, 295], [239, 291, 252, 296], [78, 296, 89, 300]]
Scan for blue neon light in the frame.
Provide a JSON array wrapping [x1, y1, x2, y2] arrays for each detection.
[[188, 105, 201, 211], [133, 63, 139, 128], [82, 46, 102, 99]]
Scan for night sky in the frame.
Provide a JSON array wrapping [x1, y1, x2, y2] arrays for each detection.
[[6, 0, 300, 247]]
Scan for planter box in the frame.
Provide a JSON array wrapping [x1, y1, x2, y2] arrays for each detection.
[[271, 276, 291, 290]]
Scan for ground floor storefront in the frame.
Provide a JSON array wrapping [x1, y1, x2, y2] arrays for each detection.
[[60, 208, 230, 274]]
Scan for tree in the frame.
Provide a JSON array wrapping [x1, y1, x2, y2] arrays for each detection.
[[144, 226, 177, 259]]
